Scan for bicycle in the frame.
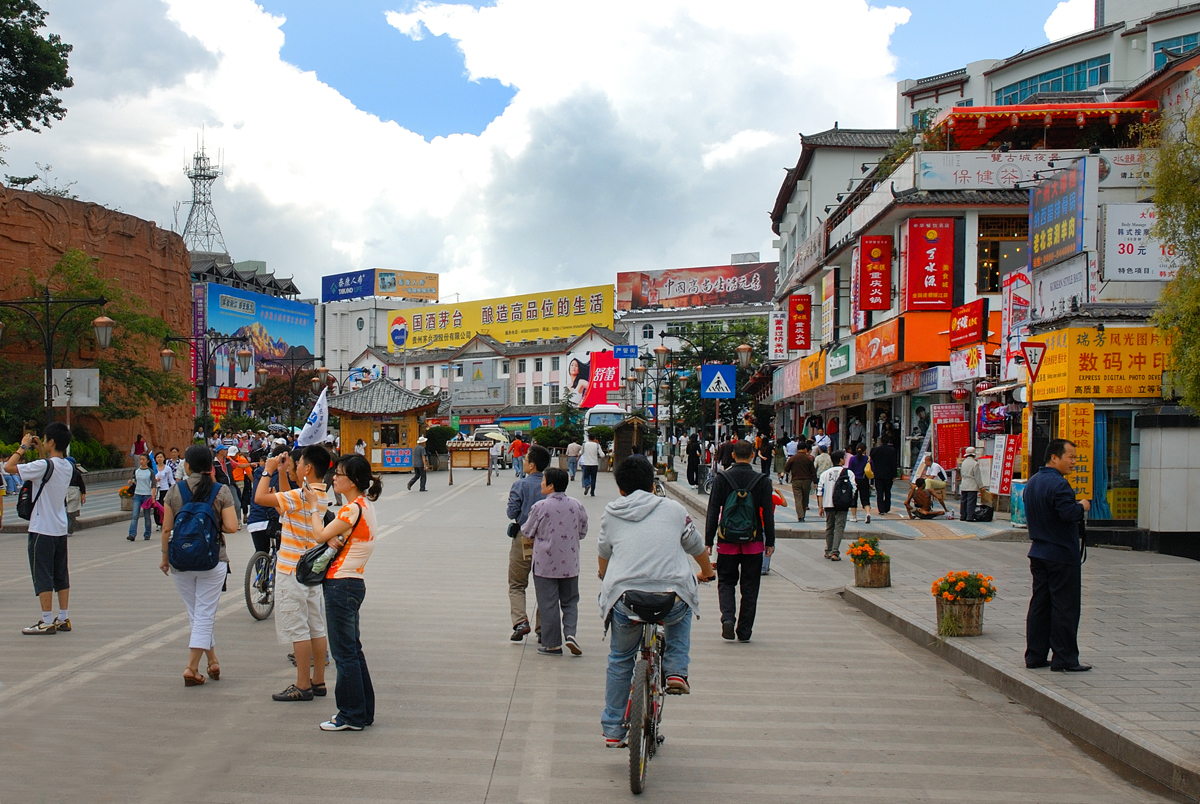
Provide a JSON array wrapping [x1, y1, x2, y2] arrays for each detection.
[[620, 591, 678, 794], [652, 476, 667, 497], [244, 533, 278, 620]]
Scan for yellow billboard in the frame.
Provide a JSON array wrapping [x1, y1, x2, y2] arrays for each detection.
[[387, 284, 612, 351], [1032, 326, 1171, 400]]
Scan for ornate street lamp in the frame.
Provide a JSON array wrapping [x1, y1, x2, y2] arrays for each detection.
[[160, 347, 177, 373], [256, 367, 269, 386], [236, 347, 253, 374], [735, 343, 753, 369], [92, 316, 115, 350], [654, 344, 670, 370]]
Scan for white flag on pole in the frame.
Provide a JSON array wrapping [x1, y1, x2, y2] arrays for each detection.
[[297, 387, 328, 447]]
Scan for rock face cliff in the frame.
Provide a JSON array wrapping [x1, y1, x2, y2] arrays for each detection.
[[0, 187, 194, 456]]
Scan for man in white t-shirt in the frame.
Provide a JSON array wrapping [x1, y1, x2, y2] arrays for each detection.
[[3, 424, 75, 635]]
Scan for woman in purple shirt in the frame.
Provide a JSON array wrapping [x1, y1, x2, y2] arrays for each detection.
[[846, 443, 872, 524], [522, 467, 588, 656]]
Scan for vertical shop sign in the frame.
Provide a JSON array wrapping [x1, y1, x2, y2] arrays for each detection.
[[859, 235, 892, 310], [769, 311, 788, 361], [849, 247, 867, 334], [1030, 158, 1087, 270], [787, 294, 811, 350], [993, 433, 1022, 495], [935, 421, 971, 470], [904, 218, 954, 310], [1058, 402, 1094, 499], [821, 271, 836, 345]]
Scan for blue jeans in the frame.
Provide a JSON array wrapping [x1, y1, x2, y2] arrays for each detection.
[[601, 598, 692, 739], [129, 495, 152, 538], [4, 473, 20, 494], [514, 456, 524, 477], [567, 456, 578, 479], [323, 578, 374, 727], [581, 465, 598, 494]]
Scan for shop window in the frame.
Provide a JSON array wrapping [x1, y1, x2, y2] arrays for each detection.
[[977, 216, 1029, 293], [517, 386, 526, 405], [380, 424, 399, 446]]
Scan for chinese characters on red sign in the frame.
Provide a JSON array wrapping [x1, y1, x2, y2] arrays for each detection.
[[948, 299, 989, 348], [998, 433, 1022, 495], [903, 218, 954, 311], [787, 294, 811, 351], [581, 351, 621, 408], [859, 235, 892, 311], [1030, 159, 1085, 270]]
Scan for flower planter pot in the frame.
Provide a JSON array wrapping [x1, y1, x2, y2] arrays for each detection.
[[936, 597, 986, 637], [854, 559, 890, 588], [120, 497, 133, 512]]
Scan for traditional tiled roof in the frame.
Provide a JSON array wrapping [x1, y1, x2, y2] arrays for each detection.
[[983, 23, 1125, 76], [895, 189, 1029, 206], [328, 378, 440, 416]]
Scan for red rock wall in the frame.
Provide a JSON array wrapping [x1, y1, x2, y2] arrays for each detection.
[[0, 187, 194, 458]]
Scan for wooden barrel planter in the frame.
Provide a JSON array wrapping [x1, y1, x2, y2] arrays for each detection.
[[854, 559, 891, 588], [120, 496, 133, 512], [936, 598, 986, 636]]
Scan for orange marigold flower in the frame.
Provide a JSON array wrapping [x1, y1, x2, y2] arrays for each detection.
[[955, 582, 965, 591]]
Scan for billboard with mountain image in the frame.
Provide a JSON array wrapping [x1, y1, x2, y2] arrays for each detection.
[[197, 283, 316, 388]]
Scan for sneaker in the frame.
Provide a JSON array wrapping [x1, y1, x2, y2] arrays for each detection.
[[721, 621, 735, 640], [126, 535, 136, 541], [604, 736, 628, 749], [666, 675, 690, 695], [537, 646, 563, 655], [565, 635, 583, 656], [511, 621, 532, 641], [54, 618, 71, 632], [272, 684, 314, 701], [865, 514, 871, 524], [319, 714, 363, 731], [22, 620, 56, 635]]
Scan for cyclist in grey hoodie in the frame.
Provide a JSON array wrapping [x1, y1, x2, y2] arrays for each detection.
[[597, 456, 715, 747]]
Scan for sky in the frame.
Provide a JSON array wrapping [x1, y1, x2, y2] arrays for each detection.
[[2, 0, 1095, 302]]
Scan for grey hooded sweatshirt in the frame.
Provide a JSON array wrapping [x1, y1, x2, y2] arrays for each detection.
[[597, 490, 705, 620]]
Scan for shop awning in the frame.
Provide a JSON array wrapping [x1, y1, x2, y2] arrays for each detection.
[[977, 380, 1022, 397], [928, 102, 1157, 151]]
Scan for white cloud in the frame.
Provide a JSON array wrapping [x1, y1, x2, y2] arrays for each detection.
[[4, 0, 912, 301], [1044, 0, 1093, 41]]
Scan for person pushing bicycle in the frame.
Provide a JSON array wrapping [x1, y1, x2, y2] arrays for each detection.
[[597, 456, 715, 748]]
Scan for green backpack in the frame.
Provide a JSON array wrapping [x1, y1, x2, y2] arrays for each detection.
[[718, 476, 761, 543]]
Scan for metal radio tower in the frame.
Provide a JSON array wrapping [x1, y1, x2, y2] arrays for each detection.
[[181, 141, 228, 254]]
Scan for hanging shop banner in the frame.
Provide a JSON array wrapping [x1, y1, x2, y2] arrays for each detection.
[[615, 263, 775, 310], [903, 218, 954, 311], [216, 387, 252, 402], [855, 318, 901, 373], [859, 235, 892, 310], [581, 350, 621, 408], [769, 311, 788, 361], [890, 368, 921, 394], [949, 299, 989, 348], [1101, 203, 1177, 281], [787, 293, 811, 351], [1001, 268, 1032, 380], [797, 352, 825, 393], [1032, 326, 1172, 400], [949, 344, 988, 382], [826, 342, 855, 380], [821, 271, 836, 346], [387, 284, 610, 351], [849, 247, 867, 334], [1029, 157, 1097, 271], [209, 400, 229, 420], [919, 366, 954, 393], [989, 433, 1022, 495], [935, 420, 971, 470], [772, 358, 803, 403], [1058, 402, 1095, 500]]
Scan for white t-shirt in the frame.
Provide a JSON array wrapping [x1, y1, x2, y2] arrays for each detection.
[[580, 441, 605, 466], [816, 465, 850, 509], [18, 457, 73, 536]]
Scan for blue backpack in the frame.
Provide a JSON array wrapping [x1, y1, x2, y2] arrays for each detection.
[[168, 481, 223, 572]]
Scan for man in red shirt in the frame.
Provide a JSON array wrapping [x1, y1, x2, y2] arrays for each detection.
[[511, 436, 530, 478]]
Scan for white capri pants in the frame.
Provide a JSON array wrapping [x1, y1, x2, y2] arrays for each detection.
[[172, 562, 228, 650]]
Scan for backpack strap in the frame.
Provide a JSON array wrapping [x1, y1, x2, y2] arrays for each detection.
[[29, 459, 55, 511], [178, 479, 193, 506]]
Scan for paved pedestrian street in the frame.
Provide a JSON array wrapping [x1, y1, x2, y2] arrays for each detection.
[[0, 470, 1182, 803]]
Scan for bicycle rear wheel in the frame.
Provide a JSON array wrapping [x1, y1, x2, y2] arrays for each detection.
[[244, 551, 274, 620], [628, 659, 650, 794]]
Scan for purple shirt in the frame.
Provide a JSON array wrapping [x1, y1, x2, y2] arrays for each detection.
[[523, 492, 589, 578]]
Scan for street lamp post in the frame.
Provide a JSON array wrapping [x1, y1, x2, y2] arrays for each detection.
[[660, 325, 753, 467], [160, 329, 252, 434], [256, 348, 327, 430], [0, 286, 112, 423]]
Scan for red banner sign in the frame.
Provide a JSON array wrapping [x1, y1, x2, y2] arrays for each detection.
[[582, 351, 621, 407], [787, 294, 811, 351], [859, 235, 892, 310], [904, 218, 954, 311], [948, 299, 989, 348], [998, 432, 1022, 495], [209, 400, 229, 419], [935, 420, 971, 470], [216, 387, 252, 401]]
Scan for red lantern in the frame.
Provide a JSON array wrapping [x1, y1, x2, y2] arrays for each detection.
[[951, 387, 970, 401], [1109, 112, 1119, 128], [977, 115, 987, 130], [1142, 111, 1151, 124], [1076, 111, 1086, 128], [975, 380, 994, 394], [1044, 112, 1053, 127], [1010, 113, 1019, 127]]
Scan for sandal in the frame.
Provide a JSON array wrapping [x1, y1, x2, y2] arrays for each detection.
[[184, 670, 206, 687], [207, 663, 220, 681], [830, 553, 841, 562]]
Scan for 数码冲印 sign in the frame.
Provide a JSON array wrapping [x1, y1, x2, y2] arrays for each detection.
[[387, 285, 611, 351], [1032, 326, 1171, 400]]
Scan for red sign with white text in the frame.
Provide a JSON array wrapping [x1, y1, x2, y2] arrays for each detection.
[[216, 387, 252, 401], [859, 235, 892, 310], [787, 294, 811, 350], [904, 218, 954, 311], [582, 351, 621, 408], [999, 433, 1022, 495], [949, 299, 989, 348]]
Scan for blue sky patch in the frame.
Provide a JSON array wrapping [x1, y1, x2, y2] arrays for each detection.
[[263, 0, 514, 140]]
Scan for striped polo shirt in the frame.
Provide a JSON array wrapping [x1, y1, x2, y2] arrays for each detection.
[[275, 485, 325, 575]]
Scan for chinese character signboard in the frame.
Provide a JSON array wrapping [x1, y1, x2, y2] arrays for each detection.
[[855, 318, 901, 373], [1032, 326, 1171, 400], [918, 149, 1149, 191], [821, 271, 836, 346], [935, 421, 971, 470], [1101, 203, 1177, 281], [387, 284, 610, 351], [769, 312, 788, 361], [903, 218, 954, 310], [381, 448, 414, 470], [322, 270, 440, 303], [989, 433, 1022, 495], [1029, 157, 1096, 271], [786, 294, 811, 350], [949, 344, 988, 381], [615, 263, 775, 310], [949, 299, 988, 348], [199, 283, 316, 386], [582, 351, 621, 407], [849, 247, 867, 334], [1058, 402, 1094, 499], [1001, 268, 1032, 379], [859, 235, 892, 310], [322, 269, 374, 303]]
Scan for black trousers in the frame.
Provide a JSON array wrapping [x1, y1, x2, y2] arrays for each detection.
[[686, 459, 699, 486], [716, 551, 763, 641], [856, 476, 871, 509], [407, 466, 427, 491], [874, 476, 893, 514], [1026, 556, 1082, 668]]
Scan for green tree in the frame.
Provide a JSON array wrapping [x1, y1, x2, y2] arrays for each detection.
[[0, 249, 190, 437], [248, 370, 318, 426], [1148, 106, 1200, 411], [0, 1, 72, 134], [668, 318, 769, 437]]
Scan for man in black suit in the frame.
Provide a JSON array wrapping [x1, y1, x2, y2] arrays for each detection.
[[868, 436, 899, 516]]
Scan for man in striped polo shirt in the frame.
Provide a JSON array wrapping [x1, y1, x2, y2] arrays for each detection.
[[255, 445, 333, 702]]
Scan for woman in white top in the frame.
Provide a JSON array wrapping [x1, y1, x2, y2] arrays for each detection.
[[353, 439, 366, 456], [154, 451, 176, 504], [128, 453, 155, 541]]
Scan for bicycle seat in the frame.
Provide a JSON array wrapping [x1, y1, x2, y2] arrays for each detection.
[[622, 591, 677, 623]]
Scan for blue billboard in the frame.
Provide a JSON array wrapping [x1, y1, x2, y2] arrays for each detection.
[[322, 269, 375, 303], [200, 284, 315, 386]]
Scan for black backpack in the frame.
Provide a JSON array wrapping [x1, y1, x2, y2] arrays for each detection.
[[718, 473, 763, 543], [16, 460, 55, 521], [830, 468, 856, 511]]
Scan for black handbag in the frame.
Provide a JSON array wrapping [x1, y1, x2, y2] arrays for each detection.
[[507, 522, 520, 538], [295, 542, 339, 586], [16, 460, 54, 521]]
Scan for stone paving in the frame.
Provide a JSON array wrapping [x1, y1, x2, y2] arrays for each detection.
[[0, 469, 1182, 803]]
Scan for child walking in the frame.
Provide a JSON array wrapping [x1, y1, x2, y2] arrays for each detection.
[[523, 467, 589, 656]]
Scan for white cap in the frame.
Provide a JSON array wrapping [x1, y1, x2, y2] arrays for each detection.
[[963, 446, 976, 456], [226, 445, 239, 457]]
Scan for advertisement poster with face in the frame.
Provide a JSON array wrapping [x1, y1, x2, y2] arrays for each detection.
[[565, 351, 591, 406]]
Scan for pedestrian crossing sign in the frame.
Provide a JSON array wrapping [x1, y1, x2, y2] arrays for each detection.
[[700, 364, 736, 399]]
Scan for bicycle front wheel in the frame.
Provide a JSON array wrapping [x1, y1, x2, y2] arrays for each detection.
[[628, 659, 650, 794], [244, 551, 274, 620]]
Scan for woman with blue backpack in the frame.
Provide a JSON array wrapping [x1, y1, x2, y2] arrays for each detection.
[[159, 445, 239, 687]]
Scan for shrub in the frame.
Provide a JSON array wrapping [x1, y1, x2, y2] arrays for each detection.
[[846, 536, 889, 565], [930, 571, 996, 602], [423, 425, 458, 454]]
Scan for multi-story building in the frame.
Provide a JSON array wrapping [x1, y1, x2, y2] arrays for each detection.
[[319, 297, 431, 389]]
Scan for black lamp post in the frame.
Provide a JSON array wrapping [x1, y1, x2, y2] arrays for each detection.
[[659, 326, 753, 455], [256, 347, 327, 430], [159, 330, 252, 434], [0, 287, 113, 423]]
